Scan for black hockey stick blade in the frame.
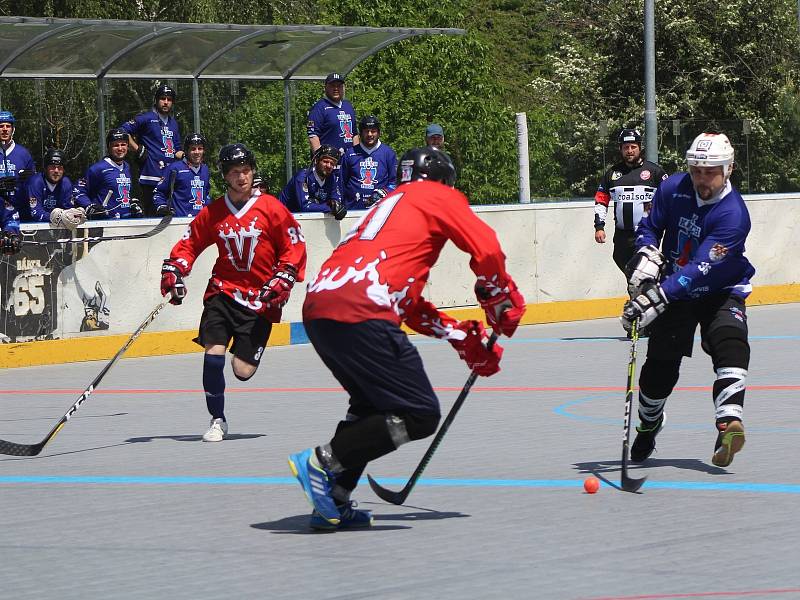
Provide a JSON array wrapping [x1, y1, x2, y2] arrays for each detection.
[[367, 332, 498, 505], [0, 300, 167, 457], [620, 319, 647, 493]]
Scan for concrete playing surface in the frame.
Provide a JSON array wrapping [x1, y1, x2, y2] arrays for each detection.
[[1, 304, 798, 599]]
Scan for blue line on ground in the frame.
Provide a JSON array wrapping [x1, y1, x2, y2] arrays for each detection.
[[1, 475, 799, 493]]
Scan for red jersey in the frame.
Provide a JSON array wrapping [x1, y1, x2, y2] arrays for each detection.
[[169, 191, 307, 322], [303, 180, 514, 338]]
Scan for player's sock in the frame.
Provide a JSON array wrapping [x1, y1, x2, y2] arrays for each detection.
[[203, 353, 226, 420]]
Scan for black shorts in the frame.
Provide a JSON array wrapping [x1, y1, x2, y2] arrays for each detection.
[[195, 293, 272, 366], [646, 293, 748, 361], [304, 318, 440, 416]]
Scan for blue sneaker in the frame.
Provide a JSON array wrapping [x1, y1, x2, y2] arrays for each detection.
[[288, 448, 340, 525], [309, 502, 374, 532]]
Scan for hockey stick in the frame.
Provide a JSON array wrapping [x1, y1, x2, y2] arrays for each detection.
[[21, 170, 176, 246], [620, 318, 647, 493], [367, 332, 498, 505], [0, 299, 168, 456]]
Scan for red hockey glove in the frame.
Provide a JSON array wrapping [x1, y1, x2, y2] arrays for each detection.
[[448, 320, 503, 377], [260, 266, 297, 308], [160, 259, 187, 305], [475, 277, 526, 337]]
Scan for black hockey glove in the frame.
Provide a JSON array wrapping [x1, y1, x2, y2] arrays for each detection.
[[625, 244, 666, 297], [17, 169, 33, 182], [136, 145, 147, 166], [85, 203, 108, 220], [155, 203, 174, 217], [0, 176, 16, 192], [621, 281, 668, 331], [1, 230, 21, 255], [160, 260, 187, 305], [128, 199, 144, 218], [328, 198, 347, 221], [364, 188, 388, 208]]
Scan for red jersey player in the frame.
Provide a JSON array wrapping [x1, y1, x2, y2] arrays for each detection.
[[160, 143, 307, 442], [288, 146, 526, 530]]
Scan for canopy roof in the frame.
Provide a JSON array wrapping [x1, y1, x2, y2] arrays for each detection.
[[0, 16, 464, 80]]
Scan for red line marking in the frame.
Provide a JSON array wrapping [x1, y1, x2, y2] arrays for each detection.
[[0, 385, 798, 395], [580, 589, 800, 599]]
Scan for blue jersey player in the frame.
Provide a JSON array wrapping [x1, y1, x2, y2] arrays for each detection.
[[306, 73, 358, 157], [153, 132, 210, 218], [73, 129, 142, 220], [339, 115, 398, 210], [0, 110, 37, 222], [279, 145, 346, 220], [120, 84, 183, 216], [26, 148, 87, 231], [621, 132, 754, 468]]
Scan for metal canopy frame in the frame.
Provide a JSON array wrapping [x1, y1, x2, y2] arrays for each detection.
[[0, 16, 464, 178]]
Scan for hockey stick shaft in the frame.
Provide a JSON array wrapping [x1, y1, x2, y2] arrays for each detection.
[[368, 332, 498, 505], [621, 318, 647, 492], [0, 300, 168, 457]]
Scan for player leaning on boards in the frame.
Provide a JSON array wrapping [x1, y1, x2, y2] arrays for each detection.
[[152, 132, 211, 218], [621, 132, 754, 467], [27, 148, 85, 230], [288, 146, 526, 530], [160, 143, 307, 442]]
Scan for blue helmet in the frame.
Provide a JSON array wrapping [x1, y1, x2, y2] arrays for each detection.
[[0, 110, 14, 125]]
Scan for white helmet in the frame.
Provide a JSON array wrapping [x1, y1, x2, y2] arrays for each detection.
[[686, 133, 734, 175]]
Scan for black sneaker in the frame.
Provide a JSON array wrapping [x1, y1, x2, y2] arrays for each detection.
[[630, 413, 665, 462], [711, 420, 745, 467]]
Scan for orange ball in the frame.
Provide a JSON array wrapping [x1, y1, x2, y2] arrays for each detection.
[[584, 476, 600, 494]]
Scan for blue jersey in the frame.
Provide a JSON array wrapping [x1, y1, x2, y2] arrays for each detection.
[[0, 142, 36, 218], [1, 199, 20, 233], [153, 159, 210, 218], [119, 109, 182, 186], [279, 167, 341, 214], [636, 172, 755, 301], [73, 158, 137, 219], [25, 173, 75, 223], [306, 97, 357, 154], [339, 141, 398, 209]]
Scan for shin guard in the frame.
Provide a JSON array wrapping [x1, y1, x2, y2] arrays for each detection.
[[203, 353, 226, 420]]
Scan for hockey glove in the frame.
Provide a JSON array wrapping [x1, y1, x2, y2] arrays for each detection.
[[85, 203, 108, 220], [448, 320, 503, 377], [136, 145, 147, 166], [621, 281, 668, 331], [475, 277, 526, 338], [365, 188, 388, 208], [155, 203, 174, 217], [329, 198, 347, 221], [259, 266, 297, 308], [1, 230, 21, 255], [50, 207, 86, 230], [0, 176, 17, 192], [128, 199, 144, 218], [160, 259, 187, 305], [625, 244, 666, 297]]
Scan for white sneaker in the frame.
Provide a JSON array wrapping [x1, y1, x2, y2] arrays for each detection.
[[202, 418, 228, 442]]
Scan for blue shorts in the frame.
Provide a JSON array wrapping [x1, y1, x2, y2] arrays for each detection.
[[304, 319, 440, 416]]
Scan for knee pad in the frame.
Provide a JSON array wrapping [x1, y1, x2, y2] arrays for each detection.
[[706, 326, 750, 371], [639, 358, 681, 399]]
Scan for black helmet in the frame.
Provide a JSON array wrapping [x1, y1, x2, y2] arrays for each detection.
[[313, 144, 340, 164], [43, 147, 65, 167], [398, 146, 456, 186], [359, 114, 380, 133], [106, 128, 128, 147], [618, 128, 642, 146], [153, 84, 177, 104], [218, 143, 256, 176], [184, 132, 206, 149]]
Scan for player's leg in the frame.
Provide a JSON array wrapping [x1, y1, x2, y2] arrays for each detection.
[[289, 319, 440, 527], [138, 184, 157, 217], [612, 229, 637, 275], [194, 295, 235, 442], [631, 302, 695, 462], [700, 295, 749, 467], [228, 310, 272, 382]]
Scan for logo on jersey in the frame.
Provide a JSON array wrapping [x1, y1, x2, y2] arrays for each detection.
[[674, 214, 701, 267], [338, 112, 354, 143], [359, 157, 378, 187], [219, 219, 262, 272], [116, 174, 131, 206], [190, 176, 205, 211], [640, 170, 651, 180], [709, 243, 728, 262], [162, 127, 175, 158], [611, 171, 622, 181]]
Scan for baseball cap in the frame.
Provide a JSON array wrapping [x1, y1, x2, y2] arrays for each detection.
[[426, 123, 444, 137], [325, 72, 345, 84]]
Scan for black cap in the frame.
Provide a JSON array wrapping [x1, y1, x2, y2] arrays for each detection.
[[325, 72, 345, 84]]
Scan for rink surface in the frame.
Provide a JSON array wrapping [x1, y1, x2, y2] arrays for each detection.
[[1, 304, 799, 600]]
